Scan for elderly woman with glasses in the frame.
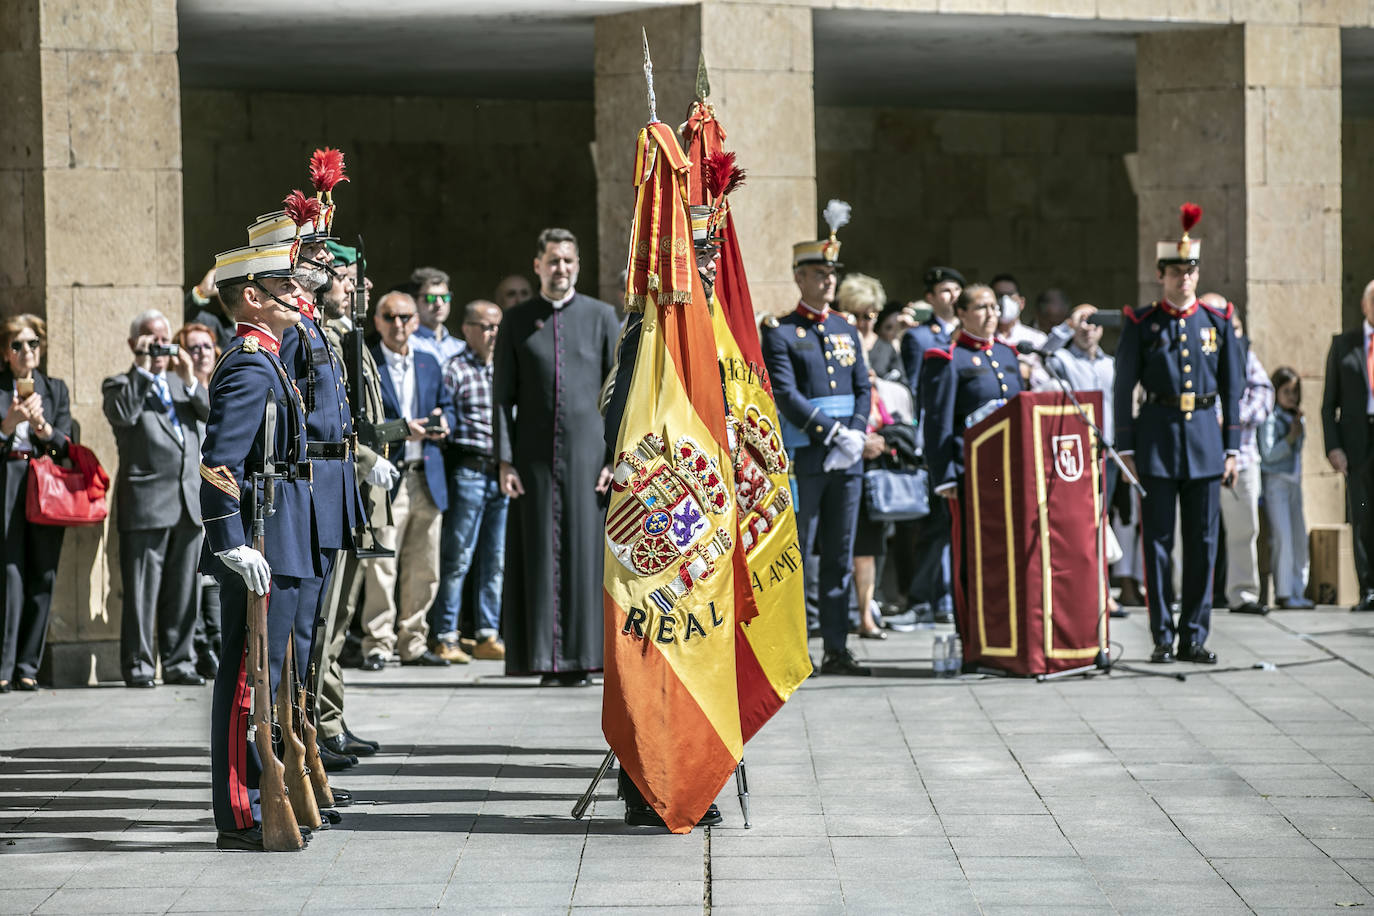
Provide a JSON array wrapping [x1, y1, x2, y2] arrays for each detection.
[[0, 314, 73, 692]]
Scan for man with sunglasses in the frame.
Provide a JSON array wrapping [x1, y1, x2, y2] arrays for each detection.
[[410, 266, 466, 367]]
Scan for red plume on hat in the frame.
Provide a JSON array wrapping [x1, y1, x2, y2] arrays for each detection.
[[309, 147, 349, 201], [704, 151, 746, 207], [1180, 202, 1202, 237], [283, 189, 323, 237]]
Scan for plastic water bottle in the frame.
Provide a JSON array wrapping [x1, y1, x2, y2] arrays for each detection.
[[932, 634, 948, 677], [949, 635, 963, 676]]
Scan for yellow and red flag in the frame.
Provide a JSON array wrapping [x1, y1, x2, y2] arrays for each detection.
[[682, 102, 812, 741], [602, 120, 742, 833]]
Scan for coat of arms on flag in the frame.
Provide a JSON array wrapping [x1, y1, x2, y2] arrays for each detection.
[[725, 406, 791, 555]]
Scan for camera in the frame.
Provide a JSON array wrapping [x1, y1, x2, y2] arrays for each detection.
[[148, 343, 180, 358], [1085, 310, 1123, 328], [423, 414, 446, 433]]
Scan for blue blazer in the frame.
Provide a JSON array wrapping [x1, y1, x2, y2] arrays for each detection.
[[900, 317, 954, 403], [371, 342, 456, 512], [759, 307, 872, 477], [1113, 300, 1242, 481], [920, 337, 1023, 491], [200, 339, 320, 580], [279, 313, 363, 550]]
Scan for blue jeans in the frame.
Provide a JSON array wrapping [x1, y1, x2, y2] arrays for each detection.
[[431, 467, 508, 640]]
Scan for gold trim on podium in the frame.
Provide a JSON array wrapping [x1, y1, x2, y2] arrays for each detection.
[[969, 419, 1016, 657], [1031, 404, 1102, 661]]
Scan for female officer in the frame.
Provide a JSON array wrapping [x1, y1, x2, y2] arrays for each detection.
[[918, 284, 1023, 648]]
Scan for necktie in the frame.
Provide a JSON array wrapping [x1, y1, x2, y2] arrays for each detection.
[[1366, 334, 1373, 401], [155, 376, 184, 444]]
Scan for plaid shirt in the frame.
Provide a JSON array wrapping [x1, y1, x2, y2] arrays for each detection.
[[443, 348, 494, 456]]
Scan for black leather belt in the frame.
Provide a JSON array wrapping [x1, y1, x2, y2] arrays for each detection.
[[306, 441, 349, 460], [1145, 392, 1217, 410], [453, 452, 498, 475]]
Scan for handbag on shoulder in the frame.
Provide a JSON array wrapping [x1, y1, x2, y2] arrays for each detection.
[[863, 465, 929, 522], [25, 441, 110, 527]]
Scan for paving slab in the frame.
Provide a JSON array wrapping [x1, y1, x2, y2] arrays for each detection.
[[2, 606, 1373, 913]]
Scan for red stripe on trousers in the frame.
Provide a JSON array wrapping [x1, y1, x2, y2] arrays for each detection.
[[229, 646, 254, 829]]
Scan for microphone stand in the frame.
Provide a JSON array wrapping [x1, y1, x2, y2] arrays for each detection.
[[1028, 345, 1185, 683]]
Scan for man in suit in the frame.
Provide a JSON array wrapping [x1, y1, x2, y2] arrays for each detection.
[[103, 309, 210, 688], [760, 209, 873, 676], [359, 290, 456, 669], [1322, 281, 1374, 611]]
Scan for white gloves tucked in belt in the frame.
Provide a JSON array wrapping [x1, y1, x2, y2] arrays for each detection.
[[365, 456, 400, 489], [822, 426, 866, 472], [216, 545, 271, 596]]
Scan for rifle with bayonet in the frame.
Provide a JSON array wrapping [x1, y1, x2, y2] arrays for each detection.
[[346, 233, 403, 559], [247, 395, 304, 852], [278, 640, 322, 830]]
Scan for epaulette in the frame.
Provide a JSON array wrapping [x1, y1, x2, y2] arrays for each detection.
[[841, 312, 857, 326], [243, 336, 260, 354], [1199, 298, 1234, 321], [762, 315, 779, 329], [924, 346, 953, 362], [1124, 304, 1156, 324]]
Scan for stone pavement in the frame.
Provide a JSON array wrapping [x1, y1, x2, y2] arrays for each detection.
[[3, 606, 1373, 914]]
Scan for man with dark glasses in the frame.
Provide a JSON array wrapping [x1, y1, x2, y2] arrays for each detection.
[[410, 266, 466, 368]]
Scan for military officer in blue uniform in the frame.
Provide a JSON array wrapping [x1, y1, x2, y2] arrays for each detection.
[[1114, 204, 1242, 665], [249, 188, 364, 733], [202, 237, 322, 851], [898, 266, 965, 628], [760, 201, 872, 676], [919, 284, 1023, 651]]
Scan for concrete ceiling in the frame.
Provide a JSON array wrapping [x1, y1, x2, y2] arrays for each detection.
[[178, 1, 1374, 115]]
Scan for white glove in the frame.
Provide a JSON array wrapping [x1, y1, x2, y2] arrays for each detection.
[[822, 428, 865, 471], [365, 456, 399, 489], [216, 545, 271, 596], [822, 445, 851, 472]]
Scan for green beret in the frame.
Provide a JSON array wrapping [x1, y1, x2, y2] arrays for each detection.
[[325, 240, 358, 268]]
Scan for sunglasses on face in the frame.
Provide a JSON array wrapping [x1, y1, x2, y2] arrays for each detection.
[[463, 321, 500, 333], [381, 312, 416, 323], [186, 343, 216, 353], [9, 339, 40, 353], [423, 293, 452, 305]]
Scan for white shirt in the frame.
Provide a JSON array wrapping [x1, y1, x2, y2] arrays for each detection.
[[380, 342, 422, 463], [1364, 320, 1373, 414]]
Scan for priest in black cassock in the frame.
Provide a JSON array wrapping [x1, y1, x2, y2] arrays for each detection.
[[493, 228, 620, 687]]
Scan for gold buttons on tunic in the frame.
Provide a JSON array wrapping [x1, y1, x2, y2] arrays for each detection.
[[1001, 384, 1008, 392], [1180, 333, 1188, 342], [1184, 380, 1193, 389], [1184, 365, 1192, 373], [1182, 349, 1190, 357], [825, 351, 832, 359], [829, 381, 837, 389], [827, 366, 834, 374], [1179, 318, 1187, 326], [1185, 412, 1194, 420]]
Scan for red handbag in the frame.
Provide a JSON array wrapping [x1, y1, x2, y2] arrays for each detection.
[[25, 441, 110, 527]]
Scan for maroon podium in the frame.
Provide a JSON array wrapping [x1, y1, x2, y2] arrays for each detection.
[[952, 391, 1107, 676]]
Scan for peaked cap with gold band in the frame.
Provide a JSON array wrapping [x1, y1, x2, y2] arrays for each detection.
[[212, 238, 300, 285], [1156, 202, 1202, 265], [793, 199, 850, 269]]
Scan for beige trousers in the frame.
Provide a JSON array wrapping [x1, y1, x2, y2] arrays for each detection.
[[316, 548, 361, 740], [359, 467, 442, 662]]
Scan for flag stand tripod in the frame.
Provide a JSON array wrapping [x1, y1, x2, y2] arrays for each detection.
[[571, 749, 751, 828]]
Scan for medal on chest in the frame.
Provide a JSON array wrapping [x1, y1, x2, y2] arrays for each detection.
[[1200, 326, 1218, 354], [830, 335, 857, 367]]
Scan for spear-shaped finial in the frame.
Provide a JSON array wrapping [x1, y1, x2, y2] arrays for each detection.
[[695, 50, 710, 102], [642, 27, 657, 122]]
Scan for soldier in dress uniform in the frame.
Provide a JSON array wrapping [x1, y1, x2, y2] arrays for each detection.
[[246, 151, 367, 780], [202, 237, 321, 851], [1113, 203, 1242, 665], [919, 284, 1024, 652], [759, 200, 872, 676]]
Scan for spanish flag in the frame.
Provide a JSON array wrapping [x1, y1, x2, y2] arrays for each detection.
[[682, 102, 812, 741], [602, 120, 742, 833]]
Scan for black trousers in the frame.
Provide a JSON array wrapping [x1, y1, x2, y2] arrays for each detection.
[[1141, 475, 1220, 650], [1, 468, 65, 683], [794, 470, 863, 653], [1348, 443, 1374, 595]]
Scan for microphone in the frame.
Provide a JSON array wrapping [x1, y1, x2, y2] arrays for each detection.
[[1015, 324, 1073, 358]]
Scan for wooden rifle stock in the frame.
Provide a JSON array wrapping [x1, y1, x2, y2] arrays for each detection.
[[247, 538, 303, 851], [301, 661, 334, 807], [278, 641, 322, 830]]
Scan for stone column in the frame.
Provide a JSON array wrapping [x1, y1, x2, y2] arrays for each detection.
[[1137, 24, 1344, 542], [0, 0, 184, 684], [593, 1, 815, 315]]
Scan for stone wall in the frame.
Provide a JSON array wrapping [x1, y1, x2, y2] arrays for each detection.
[[0, 0, 184, 684], [182, 92, 599, 312], [1344, 116, 1374, 330], [816, 105, 1138, 313]]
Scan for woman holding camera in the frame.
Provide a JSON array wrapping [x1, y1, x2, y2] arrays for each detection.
[[0, 314, 73, 692]]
